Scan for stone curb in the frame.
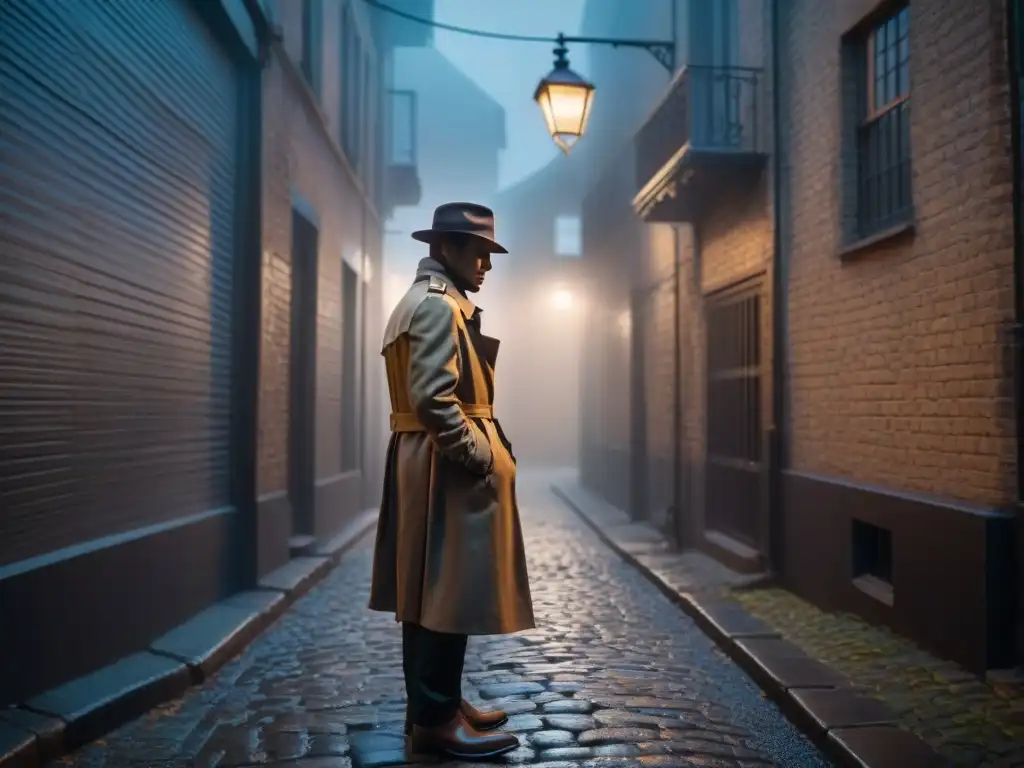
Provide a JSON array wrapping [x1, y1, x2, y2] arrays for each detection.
[[0, 509, 378, 768], [551, 483, 952, 768]]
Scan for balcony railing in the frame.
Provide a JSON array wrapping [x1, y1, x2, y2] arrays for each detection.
[[386, 89, 421, 209], [635, 65, 764, 203]]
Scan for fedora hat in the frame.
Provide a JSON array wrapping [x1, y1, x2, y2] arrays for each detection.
[[411, 202, 508, 254]]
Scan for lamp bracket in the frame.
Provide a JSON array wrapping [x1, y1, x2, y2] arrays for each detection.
[[557, 33, 676, 73]]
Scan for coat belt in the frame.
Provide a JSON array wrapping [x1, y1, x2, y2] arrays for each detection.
[[390, 404, 494, 433]]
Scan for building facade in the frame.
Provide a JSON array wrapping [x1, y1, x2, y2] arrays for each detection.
[[0, 0, 397, 709], [576, 0, 685, 519], [486, 162, 589, 469], [579, 0, 1024, 674], [256, 0, 388, 572], [773, 0, 1017, 674], [376, 33, 506, 447], [381, 41, 506, 307]]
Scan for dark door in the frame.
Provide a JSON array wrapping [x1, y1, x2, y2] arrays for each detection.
[[704, 277, 764, 549], [289, 211, 318, 535], [340, 261, 360, 472]]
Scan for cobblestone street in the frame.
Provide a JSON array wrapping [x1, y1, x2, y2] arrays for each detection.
[[52, 477, 829, 768]]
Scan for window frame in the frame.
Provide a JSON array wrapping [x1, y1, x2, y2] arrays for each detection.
[[300, 0, 321, 98], [862, 6, 910, 122], [340, 1, 352, 156], [853, 3, 912, 240]]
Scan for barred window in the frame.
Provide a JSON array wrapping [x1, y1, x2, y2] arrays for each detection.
[[857, 6, 911, 237]]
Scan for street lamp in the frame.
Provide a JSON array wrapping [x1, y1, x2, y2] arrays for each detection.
[[533, 39, 595, 155], [360, 1, 677, 154], [534, 32, 676, 154]]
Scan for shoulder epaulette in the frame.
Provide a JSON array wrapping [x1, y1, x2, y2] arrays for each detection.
[[427, 276, 447, 294]]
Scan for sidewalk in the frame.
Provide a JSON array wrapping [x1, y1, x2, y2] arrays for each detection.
[[552, 478, 1015, 768], [0, 509, 379, 768]]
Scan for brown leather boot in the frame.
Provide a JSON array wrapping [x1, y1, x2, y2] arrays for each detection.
[[460, 699, 509, 730], [404, 698, 508, 735], [408, 711, 519, 760]]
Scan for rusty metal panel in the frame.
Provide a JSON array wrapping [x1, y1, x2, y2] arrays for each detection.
[[0, 0, 241, 565]]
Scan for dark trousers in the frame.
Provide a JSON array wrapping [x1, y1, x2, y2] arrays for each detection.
[[402, 621, 468, 728]]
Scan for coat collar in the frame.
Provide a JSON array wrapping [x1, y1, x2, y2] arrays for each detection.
[[415, 257, 478, 320]]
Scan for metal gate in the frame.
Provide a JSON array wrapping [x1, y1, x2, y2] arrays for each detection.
[[704, 277, 763, 548], [0, 0, 241, 565]]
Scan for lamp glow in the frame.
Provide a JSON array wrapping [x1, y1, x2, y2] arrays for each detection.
[[534, 41, 595, 154], [552, 289, 574, 309], [617, 310, 631, 339]]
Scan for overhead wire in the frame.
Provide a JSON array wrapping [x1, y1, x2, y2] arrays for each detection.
[[361, 0, 557, 44]]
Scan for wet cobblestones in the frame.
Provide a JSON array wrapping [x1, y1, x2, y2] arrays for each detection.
[[734, 588, 1024, 768], [52, 478, 829, 767]]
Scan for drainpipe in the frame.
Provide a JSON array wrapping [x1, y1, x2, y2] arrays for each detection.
[[672, 225, 686, 548], [1007, 0, 1024, 664], [768, 0, 786, 574]]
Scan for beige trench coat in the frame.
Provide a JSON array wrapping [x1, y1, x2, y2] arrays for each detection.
[[368, 257, 535, 636]]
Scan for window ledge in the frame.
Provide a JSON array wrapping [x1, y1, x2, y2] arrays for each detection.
[[853, 573, 895, 607], [839, 220, 915, 260]]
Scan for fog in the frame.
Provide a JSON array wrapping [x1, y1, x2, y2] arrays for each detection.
[[382, 0, 588, 470]]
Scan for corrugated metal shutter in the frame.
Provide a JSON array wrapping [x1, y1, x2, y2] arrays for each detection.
[[0, 0, 240, 565]]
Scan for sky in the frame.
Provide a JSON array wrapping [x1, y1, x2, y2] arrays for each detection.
[[433, 0, 587, 192]]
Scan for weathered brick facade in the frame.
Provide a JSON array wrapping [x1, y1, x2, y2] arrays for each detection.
[[580, 0, 1021, 669], [258, 55, 293, 501], [784, 0, 1016, 507], [256, 0, 385, 573]]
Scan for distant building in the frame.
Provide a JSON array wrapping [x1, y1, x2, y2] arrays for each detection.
[[383, 43, 505, 296], [575, 0, 681, 515], [486, 143, 589, 468], [578, 0, 1024, 674], [257, 0, 388, 571], [373, 40, 506, 448], [0, 0, 400, 713]]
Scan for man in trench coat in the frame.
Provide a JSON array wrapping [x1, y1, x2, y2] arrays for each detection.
[[369, 202, 535, 761]]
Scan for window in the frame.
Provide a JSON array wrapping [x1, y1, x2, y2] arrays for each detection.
[[352, 39, 363, 169], [361, 51, 371, 174], [554, 215, 582, 257], [852, 519, 894, 605], [856, 5, 911, 238], [389, 90, 416, 166], [340, 261, 360, 471], [300, 0, 321, 97], [340, 3, 352, 154], [341, 30, 362, 163]]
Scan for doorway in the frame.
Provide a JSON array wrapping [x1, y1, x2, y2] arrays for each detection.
[[289, 209, 319, 536], [704, 275, 764, 550]]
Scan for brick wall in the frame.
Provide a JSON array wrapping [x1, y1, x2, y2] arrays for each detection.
[[782, 0, 1016, 507], [258, 28, 380, 498], [258, 55, 292, 497]]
